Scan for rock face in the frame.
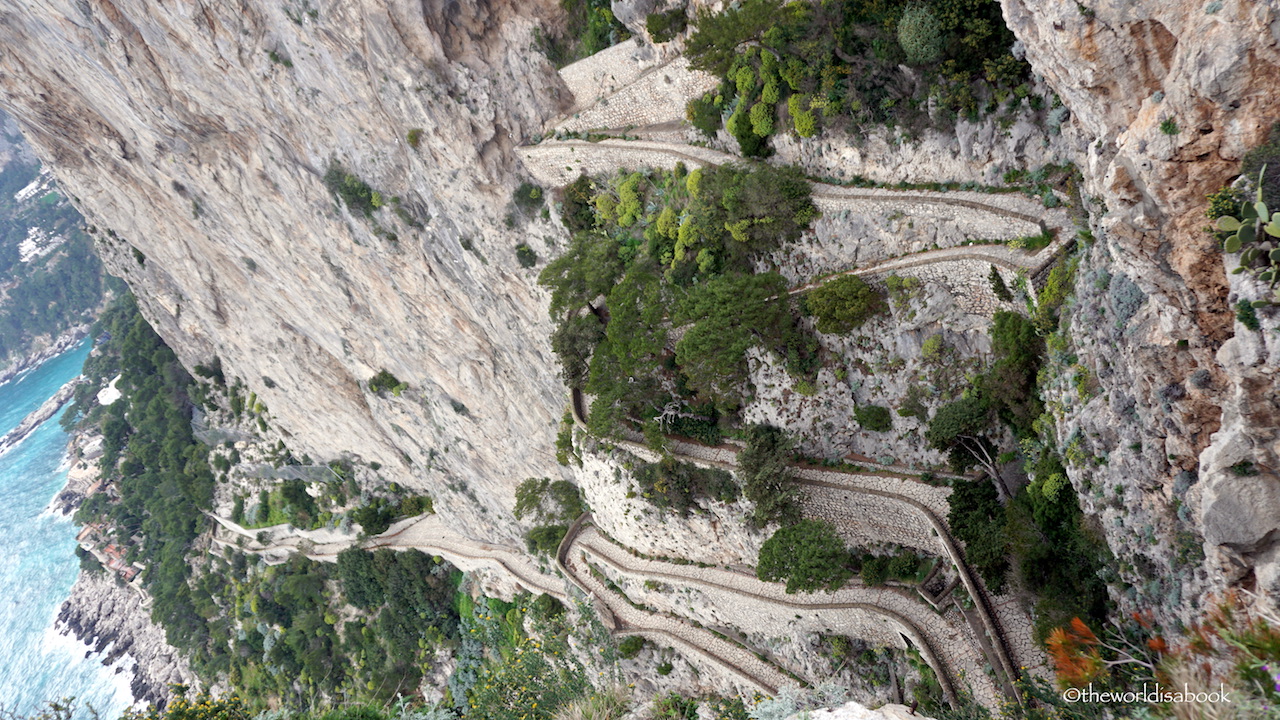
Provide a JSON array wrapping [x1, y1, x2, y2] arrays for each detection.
[[999, 0, 1280, 616], [0, 0, 576, 542], [56, 570, 197, 708]]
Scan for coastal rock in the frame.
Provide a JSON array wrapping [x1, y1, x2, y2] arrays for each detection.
[[56, 570, 196, 708], [0, 326, 89, 388], [0, 377, 82, 459]]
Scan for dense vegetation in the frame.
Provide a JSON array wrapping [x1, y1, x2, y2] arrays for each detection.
[[684, 0, 1033, 153], [540, 164, 819, 439], [633, 456, 739, 514], [927, 304, 1110, 640], [802, 274, 885, 334], [756, 519, 854, 592], [0, 157, 106, 362], [70, 294, 217, 651], [534, 0, 630, 68], [736, 424, 802, 527]]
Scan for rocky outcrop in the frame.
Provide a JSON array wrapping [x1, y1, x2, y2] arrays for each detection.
[[0, 0, 576, 543], [56, 570, 196, 709], [0, 326, 88, 387], [0, 376, 81, 457], [999, 0, 1280, 617]]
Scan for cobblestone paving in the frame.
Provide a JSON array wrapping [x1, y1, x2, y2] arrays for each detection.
[[602, 431, 1036, 700], [557, 41, 668, 116], [560, 529, 794, 695], [570, 524, 987, 707], [208, 512, 568, 600], [558, 57, 718, 133]]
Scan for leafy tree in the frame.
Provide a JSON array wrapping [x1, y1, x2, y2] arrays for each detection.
[[337, 546, 385, 609], [757, 520, 854, 593], [805, 275, 884, 333], [687, 0, 796, 75], [526, 524, 569, 554], [559, 175, 597, 233], [550, 313, 605, 387], [675, 272, 790, 407], [854, 405, 892, 432], [947, 478, 1009, 591], [538, 231, 625, 318], [686, 93, 722, 137], [925, 395, 1002, 495], [981, 310, 1043, 432], [736, 424, 801, 527], [584, 265, 668, 434]]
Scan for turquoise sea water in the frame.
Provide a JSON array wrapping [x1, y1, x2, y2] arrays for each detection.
[[0, 341, 133, 717]]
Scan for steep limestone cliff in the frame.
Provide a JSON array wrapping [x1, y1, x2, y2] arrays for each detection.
[[1000, 0, 1280, 617], [0, 0, 575, 541]]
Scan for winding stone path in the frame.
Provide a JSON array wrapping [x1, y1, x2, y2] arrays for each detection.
[[564, 520, 972, 704], [517, 138, 1074, 303]]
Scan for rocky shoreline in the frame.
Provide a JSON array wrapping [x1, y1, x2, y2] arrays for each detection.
[[0, 376, 82, 459], [55, 570, 197, 709], [0, 325, 89, 387]]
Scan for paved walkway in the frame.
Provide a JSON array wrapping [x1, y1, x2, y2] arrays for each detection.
[[563, 521, 976, 705], [516, 138, 1073, 302], [206, 511, 567, 600]]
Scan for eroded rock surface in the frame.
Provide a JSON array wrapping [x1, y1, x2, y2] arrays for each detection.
[[0, 0, 576, 542], [1001, 0, 1280, 617]]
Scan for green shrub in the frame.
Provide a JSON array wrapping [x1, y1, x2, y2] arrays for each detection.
[[1237, 298, 1262, 331], [323, 162, 379, 217], [1206, 185, 1245, 220], [749, 101, 775, 136], [687, 92, 722, 137], [617, 635, 646, 659], [726, 103, 770, 157], [854, 405, 892, 432], [353, 498, 397, 536], [887, 552, 922, 580], [651, 694, 699, 720], [559, 175, 597, 234], [646, 7, 688, 43], [738, 424, 801, 527], [788, 93, 817, 137], [515, 243, 538, 268], [859, 555, 890, 586], [1160, 118, 1180, 135], [368, 369, 407, 396], [897, 5, 944, 65], [514, 182, 544, 212], [804, 275, 884, 334], [656, 660, 674, 675], [757, 520, 854, 593], [406, 128, 423, 149], [634, 457, 738, 514], [525, 524, 569, 554], [532, 593, 565, 620]]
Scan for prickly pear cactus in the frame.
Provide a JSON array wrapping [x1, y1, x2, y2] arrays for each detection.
[[1216, 165, 1280, 305]]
